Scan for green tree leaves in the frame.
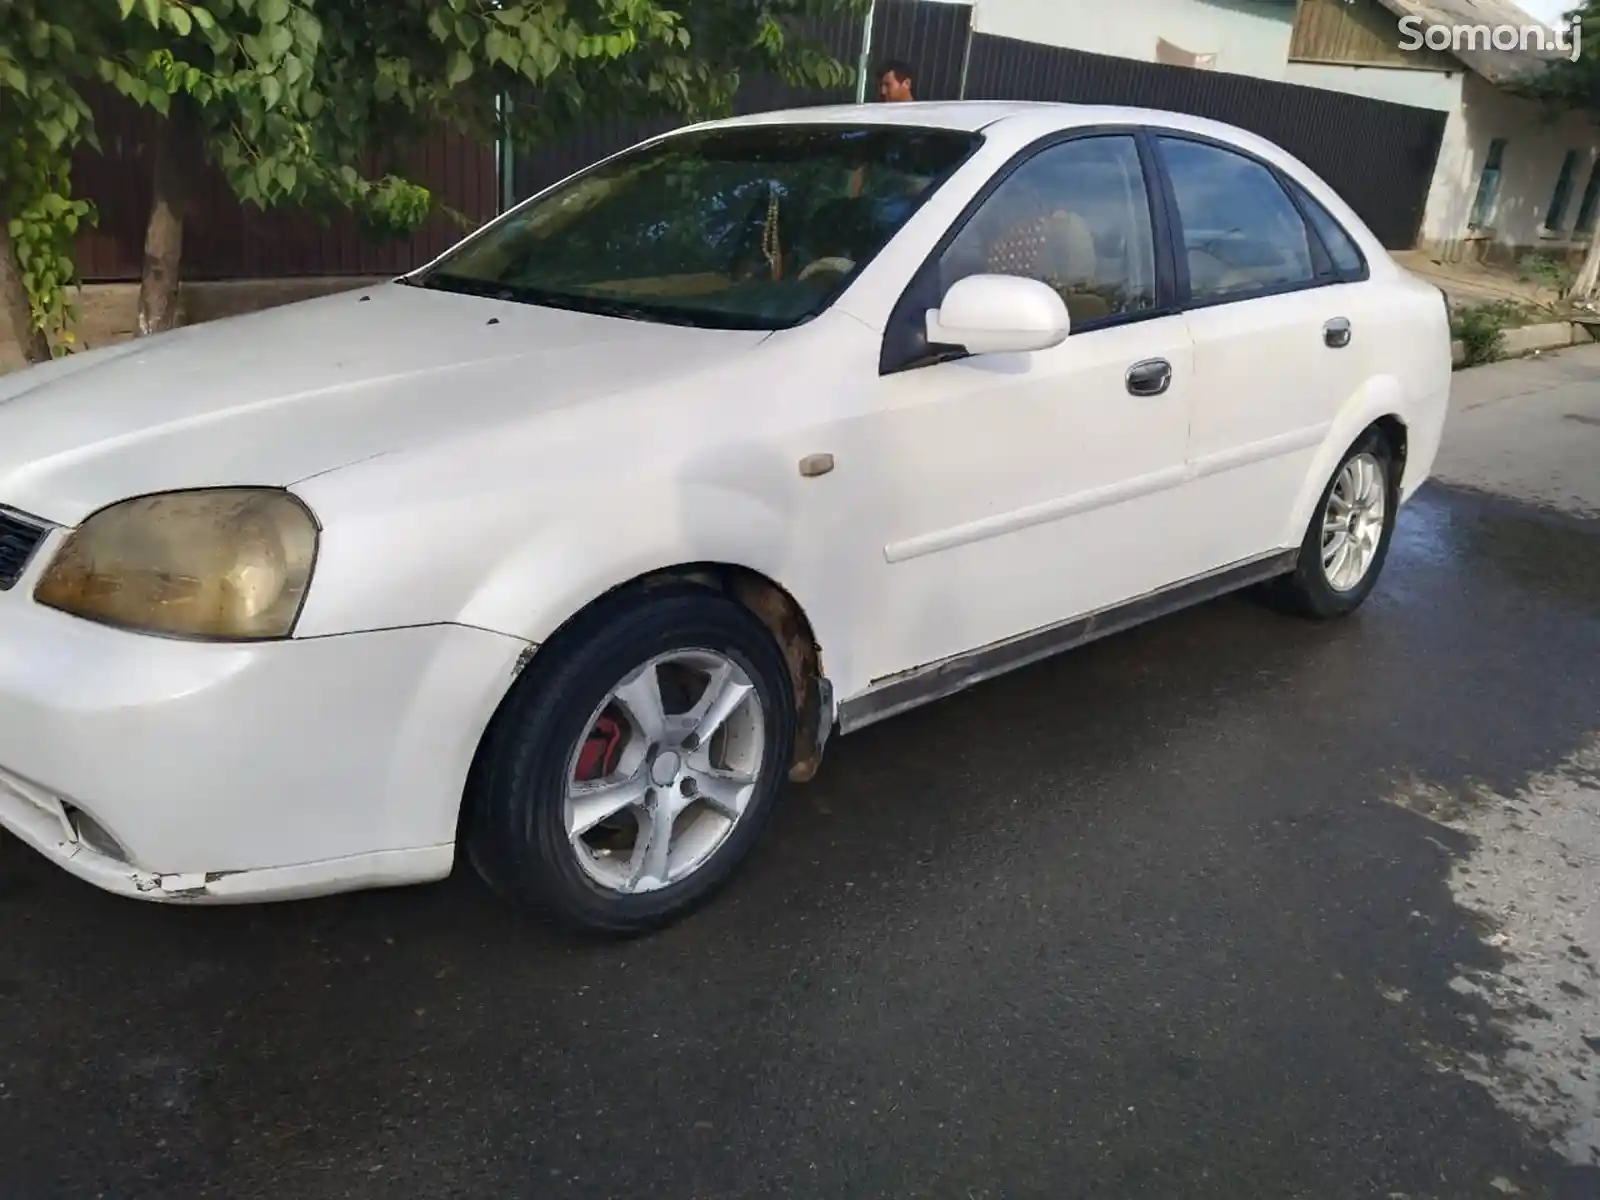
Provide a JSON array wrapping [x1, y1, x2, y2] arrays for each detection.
[[2, 0, 864, 359], [1, 2, 101, 353]]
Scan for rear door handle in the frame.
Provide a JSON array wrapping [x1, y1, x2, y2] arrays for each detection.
[[1125, 358, 1172, 397], [1324, 317, 1352, 349]]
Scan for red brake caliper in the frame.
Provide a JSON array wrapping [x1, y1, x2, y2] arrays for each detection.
[[575, 714, 625, 782]]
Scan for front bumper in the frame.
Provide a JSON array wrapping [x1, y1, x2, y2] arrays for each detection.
[[0, 592, 528, 903]]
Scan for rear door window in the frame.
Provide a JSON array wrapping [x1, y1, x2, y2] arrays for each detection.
[[1157, 136, 1316, 303]]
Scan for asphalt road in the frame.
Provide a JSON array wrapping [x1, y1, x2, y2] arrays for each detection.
[[4, 349, 1600, 1200]]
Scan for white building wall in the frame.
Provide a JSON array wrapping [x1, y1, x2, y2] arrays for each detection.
[[1281, 62, 1461, 112], [1420, 71, 1600, 259], [969, 0, 1296, 79], [966, 0, 1462, 115]]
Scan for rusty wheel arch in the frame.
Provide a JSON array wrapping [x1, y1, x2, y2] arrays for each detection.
[[642, 564, 830, 784], [516, 563, 832, 785]]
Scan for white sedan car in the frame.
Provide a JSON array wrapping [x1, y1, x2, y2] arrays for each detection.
[[0, 102, 1451, 933]]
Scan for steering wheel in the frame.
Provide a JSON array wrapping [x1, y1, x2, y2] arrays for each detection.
[[798, 256, 856, 283]]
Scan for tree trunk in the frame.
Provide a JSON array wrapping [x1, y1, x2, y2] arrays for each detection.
[[137, 110, 195, 337], [0, 219, 52, 364], [1574, 230, 1600, 304]]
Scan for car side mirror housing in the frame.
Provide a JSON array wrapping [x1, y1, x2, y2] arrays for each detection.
[[925, 274, 1071, 357]]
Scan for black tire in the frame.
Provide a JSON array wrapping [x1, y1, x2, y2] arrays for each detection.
[[465, 584, 795, 936], [1263, 427, 1400, 620]]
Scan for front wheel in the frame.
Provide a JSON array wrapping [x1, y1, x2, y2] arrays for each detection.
[[1264, 429, 1399, 620], [466, 586, 796, 935]]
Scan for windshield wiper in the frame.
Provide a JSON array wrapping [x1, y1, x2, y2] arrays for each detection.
[[503, 284, 772, 331], [548, 293, 713, 328], [406, 273, 773, 331], [410, 272, 519, 301]]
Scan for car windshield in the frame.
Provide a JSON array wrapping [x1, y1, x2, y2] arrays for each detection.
[[414, 124, 981, 330]]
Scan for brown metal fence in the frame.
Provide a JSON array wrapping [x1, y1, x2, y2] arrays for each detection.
[[71, 1, 1445, 280], [74, 2, 976, 281], [509, 8, 871, 203], [73, 92, 497, 282], [509, 1, 977, 203]]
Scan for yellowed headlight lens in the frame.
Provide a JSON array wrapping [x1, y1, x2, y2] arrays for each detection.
[[34, 489, 318, 640]]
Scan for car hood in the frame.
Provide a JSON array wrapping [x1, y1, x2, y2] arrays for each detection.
[[0, 284, 768, 525]]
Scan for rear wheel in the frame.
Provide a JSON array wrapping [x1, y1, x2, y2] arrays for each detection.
[[1265, 429, 1399, 620], [466, 586, 795, 935]]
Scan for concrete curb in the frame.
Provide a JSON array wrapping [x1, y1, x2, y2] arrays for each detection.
[[1451, 320, 1595, 368]]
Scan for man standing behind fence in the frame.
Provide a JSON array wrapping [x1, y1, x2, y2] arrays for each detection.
[[877, 59, 915, 102]]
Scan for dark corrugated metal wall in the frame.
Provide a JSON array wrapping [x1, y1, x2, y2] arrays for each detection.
[[963, 33, 1445, 249], [869, 0, 973, 101]]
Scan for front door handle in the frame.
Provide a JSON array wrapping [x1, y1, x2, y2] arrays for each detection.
[[1125, 358, 1172, 397], [1324, 317, 1352, 349]]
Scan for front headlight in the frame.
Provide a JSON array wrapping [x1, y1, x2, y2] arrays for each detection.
[[34, 489, 319, 640]]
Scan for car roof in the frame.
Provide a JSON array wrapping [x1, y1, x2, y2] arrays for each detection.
[[705, 101, 1060, 133], [687, 100, 1292, 167]]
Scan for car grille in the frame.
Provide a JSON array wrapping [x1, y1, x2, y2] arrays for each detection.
[[0, 509, 49, 591]]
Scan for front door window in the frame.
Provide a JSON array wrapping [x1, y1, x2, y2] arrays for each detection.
[[939, 135, 1157, 328]]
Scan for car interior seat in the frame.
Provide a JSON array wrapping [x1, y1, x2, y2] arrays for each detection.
[[982, 207, 1112, 324]]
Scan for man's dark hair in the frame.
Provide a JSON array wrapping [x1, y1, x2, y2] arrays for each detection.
[[877, 58, 914, 83]]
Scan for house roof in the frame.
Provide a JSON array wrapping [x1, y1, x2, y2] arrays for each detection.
[[1370, 0, 1566, 84]]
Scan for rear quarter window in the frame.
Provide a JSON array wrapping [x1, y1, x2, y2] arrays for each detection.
[[1288, 180, 1367, 278]]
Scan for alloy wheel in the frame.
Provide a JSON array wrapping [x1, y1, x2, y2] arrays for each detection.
[[1321, 451, 1388, 592], [563, 650, 766, 895]]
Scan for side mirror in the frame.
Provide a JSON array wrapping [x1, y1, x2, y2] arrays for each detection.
[[926, 274, 1071, 357]]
